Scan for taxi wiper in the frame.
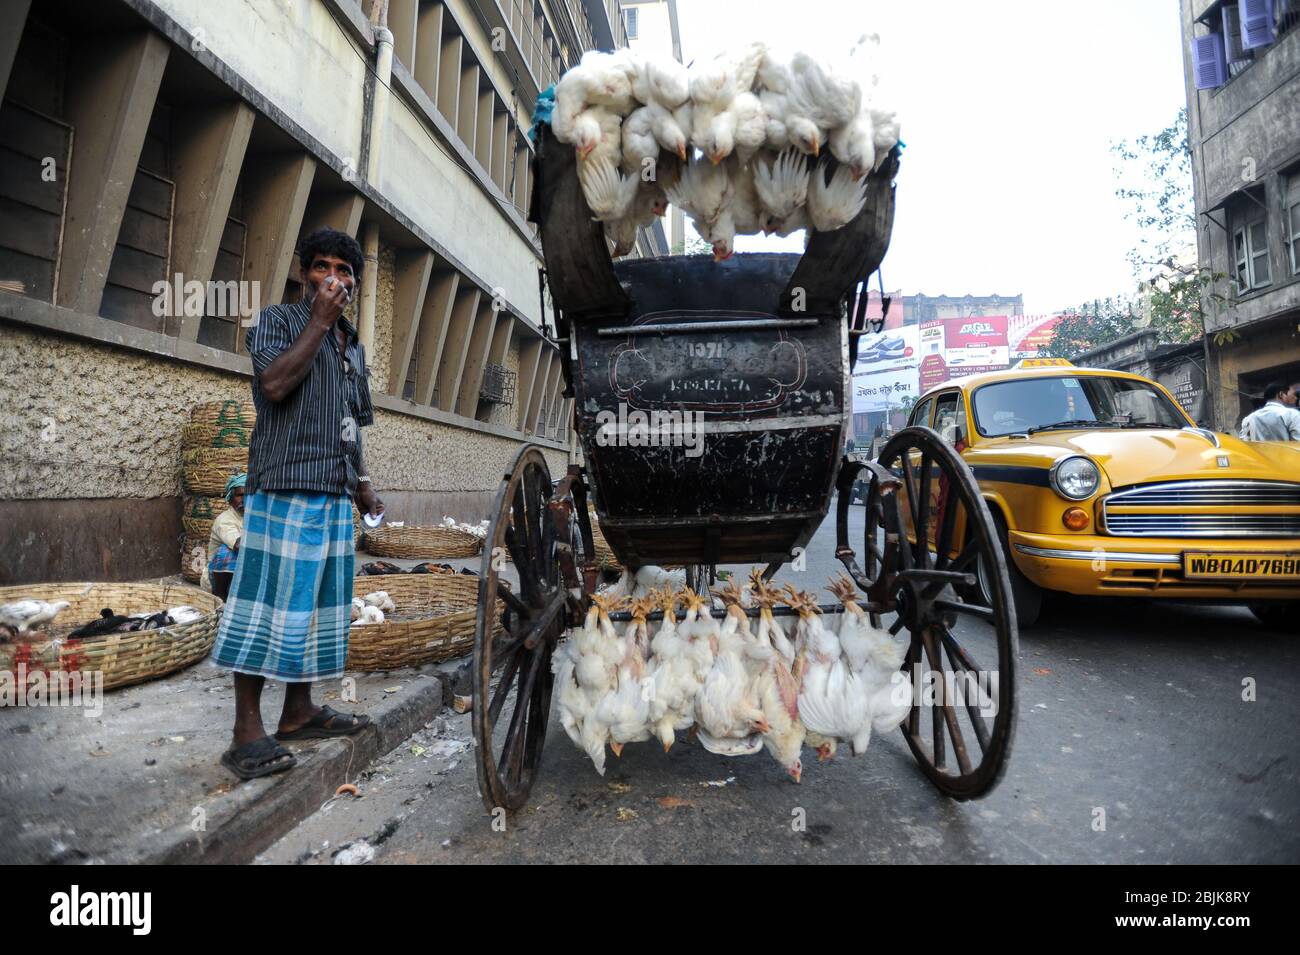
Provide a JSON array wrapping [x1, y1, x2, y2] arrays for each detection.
[[1027, 419, 1115, 434]]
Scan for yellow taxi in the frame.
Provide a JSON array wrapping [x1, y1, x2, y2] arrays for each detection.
[[908, 359, 1300, 628]]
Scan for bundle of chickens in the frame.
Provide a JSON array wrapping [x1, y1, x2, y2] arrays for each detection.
[[549, 39, 901, 260], [0, 600, 205, 642], [551, 568, 913, 784]]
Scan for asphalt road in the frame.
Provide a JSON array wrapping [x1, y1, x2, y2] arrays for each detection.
[[269, 502, 1300, 864]]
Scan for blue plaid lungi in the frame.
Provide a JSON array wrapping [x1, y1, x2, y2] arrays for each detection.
[[212, 490, 354, 680], [208, 544, 238, 575]]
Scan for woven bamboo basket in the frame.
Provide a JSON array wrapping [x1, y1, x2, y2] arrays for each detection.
[[180, 422, 252, 450], [181, 447, 249, 496], [587, 504, 622, 570], [0, 581, 222, 691], [189, 399, 256, 428], [347, 573, 502, 669], [362, 525, 483, 559], [180, 536, 207, 583], [181, 494, 228, 541]]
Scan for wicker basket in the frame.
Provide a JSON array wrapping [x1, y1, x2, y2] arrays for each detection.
[[181, 447, 249, 496], [181, 422, 252, 450], [180, 536, 207, 583], [181, 495, 228, 541], [0, 581, 222, 691], [587, 504, 622, 570], [189, 399, 256, 428], [362, 525, 484, 559], [347, 573, 502, 669]]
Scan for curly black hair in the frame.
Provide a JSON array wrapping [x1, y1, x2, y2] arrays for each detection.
[[297, 227, 364, 279]]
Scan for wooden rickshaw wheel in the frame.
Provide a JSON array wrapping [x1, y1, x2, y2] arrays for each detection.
[[473, 446, 581, 812], [853, 427, 1019, 799]]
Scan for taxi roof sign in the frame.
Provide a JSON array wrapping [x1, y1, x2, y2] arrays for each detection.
[[1013, 358, 1074, 369]]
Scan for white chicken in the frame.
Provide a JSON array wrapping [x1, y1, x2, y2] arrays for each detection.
[[829, 109, 876, 181], [578, 155, 640, 222], [748, 568, 795, 664], [753, 148, 810, 236], [785, 51, 861, 133], [563, 592, 627, 776], [664, 155, 732, 228], [787, 586, 872, 759], [596, 596, 654, 756], [0, 599, 70, 633], [166, 605, 205, 625], [806, 158, 868, 232], [361, 590, 397, 614], [740, 579, 805, 784], [755, 52, 825, 157], [826, 575, 912, 732], [606, 178, 668, 257], [354, 605, 385, 625], [695, 156, 762, 261], [621, 105, 660, 174], [693, 588, 767, 756], [688, 40, 767, 154], [554, 51, 636, 132], [643, 588, 697, 752], [567, 106, 624, 168], [694, 90, 767, 167], [628, 52, 690, 110]]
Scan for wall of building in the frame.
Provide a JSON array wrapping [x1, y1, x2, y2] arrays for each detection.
[[1181, 0, 1300, 429], [0, 0, 597, 584]]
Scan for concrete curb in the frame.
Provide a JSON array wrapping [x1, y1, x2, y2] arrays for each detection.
[[113, 674, 444, 864]]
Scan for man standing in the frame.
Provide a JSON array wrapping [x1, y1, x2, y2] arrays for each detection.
[[1239, 382, 1300, 442], [214, 227, 385, 780]]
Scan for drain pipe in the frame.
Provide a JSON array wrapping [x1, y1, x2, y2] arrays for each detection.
[[359, 1, 392, 356]]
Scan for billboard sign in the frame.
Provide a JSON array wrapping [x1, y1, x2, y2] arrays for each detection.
[[852, 326, 919, 413]]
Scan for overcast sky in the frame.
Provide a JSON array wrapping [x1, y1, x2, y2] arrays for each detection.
[[671, 0, 1189, 314]]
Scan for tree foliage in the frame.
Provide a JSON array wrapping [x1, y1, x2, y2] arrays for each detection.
[[1109, 108, 1237, 347]]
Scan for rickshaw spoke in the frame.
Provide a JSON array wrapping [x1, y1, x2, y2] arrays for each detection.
[[921, 629, 946, 770], [936, 598, 995, 622], [942, 632, 991, 756], [488, 645, 523, 727], [933, 483, 960, 570], [915, 451, 932, 569], [940, 538, 979, 574]]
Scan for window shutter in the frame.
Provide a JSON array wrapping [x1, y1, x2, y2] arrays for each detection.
[[1240, 0, 1276, 49], [1223, 4, 1251, 63], [1192, 33, 1227, 88]]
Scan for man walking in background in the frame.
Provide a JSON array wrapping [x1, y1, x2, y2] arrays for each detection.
[[1239, 382, 1300, 442], [213, 227, 385, 780]]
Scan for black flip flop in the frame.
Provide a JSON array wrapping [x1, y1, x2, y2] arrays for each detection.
[[221, 736, 297, 780], [275, 705, 372, 741]]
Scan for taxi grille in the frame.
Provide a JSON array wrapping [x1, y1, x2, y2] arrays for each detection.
[[1101, 481, 1300, 539]]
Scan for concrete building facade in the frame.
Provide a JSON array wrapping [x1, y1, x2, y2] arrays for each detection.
[[0, 0, 644, 584], [1181, 0, 1300, 431]]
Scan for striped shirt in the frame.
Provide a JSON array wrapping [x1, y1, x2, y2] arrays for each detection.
[[245, 298, 375, 495]]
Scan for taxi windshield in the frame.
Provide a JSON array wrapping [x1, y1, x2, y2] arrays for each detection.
[[971, 375, 1189, 438]]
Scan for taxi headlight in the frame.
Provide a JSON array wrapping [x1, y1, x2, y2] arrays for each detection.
[[1050, 456, 1100, 501]]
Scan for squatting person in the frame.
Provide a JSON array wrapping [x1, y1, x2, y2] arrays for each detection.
[[202, 472, 246, 601], [212, 227, 385, 780]]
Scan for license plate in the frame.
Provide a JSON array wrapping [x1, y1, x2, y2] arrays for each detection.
[[1183, 552, 1300, 581]]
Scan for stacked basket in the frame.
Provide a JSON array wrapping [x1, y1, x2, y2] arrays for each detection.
[[181, 400, 256, 582]]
